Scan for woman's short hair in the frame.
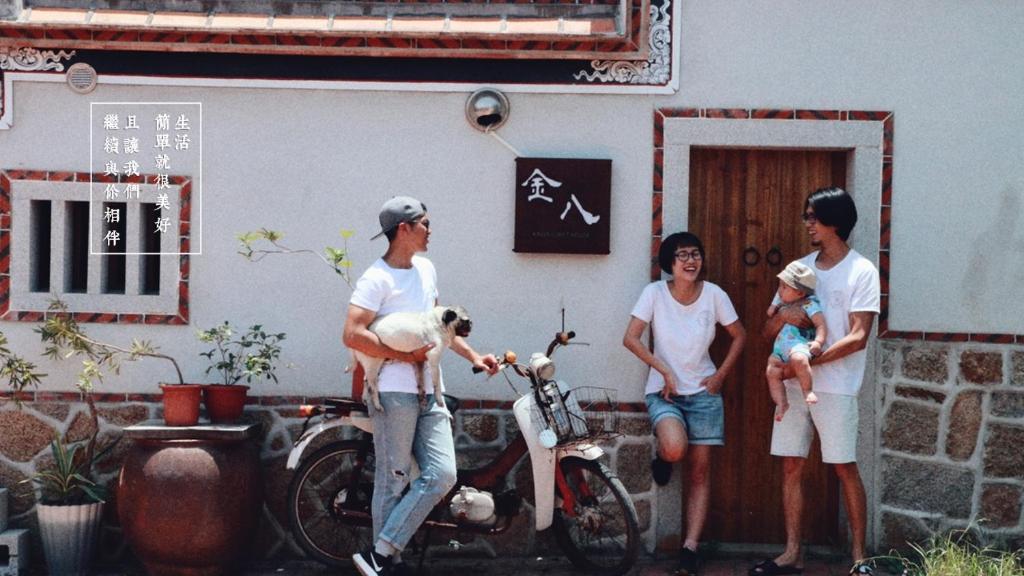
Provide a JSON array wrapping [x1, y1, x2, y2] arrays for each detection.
[[658, 232, 705, 274], [805, 187, 858, 241]]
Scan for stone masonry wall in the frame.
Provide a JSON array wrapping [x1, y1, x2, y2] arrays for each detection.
[[0, 393, 656, 567], [877, 341, 1024, 551], [0, 395, 155, 565], [9, 340, 1023, 569]]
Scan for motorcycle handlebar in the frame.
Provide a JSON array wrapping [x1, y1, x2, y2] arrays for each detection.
[[472, 350, 519, 374], [471, 330, 575, 374], [545, 331, 575, 357]]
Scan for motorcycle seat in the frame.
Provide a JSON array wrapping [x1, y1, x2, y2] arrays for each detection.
[[443, 394, 460, 415], [324, 395, 461, 415], [325, 397, 368, 414]]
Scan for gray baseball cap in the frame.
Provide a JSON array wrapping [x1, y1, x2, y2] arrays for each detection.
[[370, 196, 427, 240]]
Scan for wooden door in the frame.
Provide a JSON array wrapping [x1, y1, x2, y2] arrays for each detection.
[[687, 148, 847, 545]]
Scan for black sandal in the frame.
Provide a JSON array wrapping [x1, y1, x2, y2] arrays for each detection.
[[748, 559, 803, 576]]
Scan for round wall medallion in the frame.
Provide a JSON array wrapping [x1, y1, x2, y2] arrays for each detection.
[[66, 62, 98, 94]]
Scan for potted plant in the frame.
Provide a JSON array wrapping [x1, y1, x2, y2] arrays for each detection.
[[1, 330, 46, 533], [1, 330, 46, 402], [197, 321, 286, 423], [20, 433, 117, 576], [37, 300, 197, 426], [6, 325, 115, 576]]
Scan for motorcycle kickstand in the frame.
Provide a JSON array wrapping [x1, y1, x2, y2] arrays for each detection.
[[415, 526, 433, 575]]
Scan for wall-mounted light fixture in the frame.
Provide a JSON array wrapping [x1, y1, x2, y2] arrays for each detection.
[[465, 88, 510, 133], [466, 88, 522, 156]]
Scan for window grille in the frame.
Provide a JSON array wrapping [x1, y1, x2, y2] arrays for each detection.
[[1, 170, 189, 323]]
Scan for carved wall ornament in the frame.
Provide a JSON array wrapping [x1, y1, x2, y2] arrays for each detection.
[[0, 46, 77, 72], [574, 0, 671, 85]]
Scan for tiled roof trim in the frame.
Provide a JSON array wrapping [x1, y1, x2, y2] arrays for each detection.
[[0, 1, 646, 60], [18, 7, 620, 36]]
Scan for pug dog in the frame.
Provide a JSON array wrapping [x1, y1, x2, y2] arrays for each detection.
[[353, 305, 472, 414]]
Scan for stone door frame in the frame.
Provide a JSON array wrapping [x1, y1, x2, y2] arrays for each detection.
[[652, 109, 885, 550]]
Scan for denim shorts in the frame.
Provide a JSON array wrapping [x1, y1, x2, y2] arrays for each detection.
[[645, 390, 725, 446]]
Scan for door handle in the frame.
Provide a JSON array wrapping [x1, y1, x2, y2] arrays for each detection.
[[766, 246, 783, 267], [743, 247, 761, 267]]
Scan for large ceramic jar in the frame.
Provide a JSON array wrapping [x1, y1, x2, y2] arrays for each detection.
[[117, 423, 263, 576]]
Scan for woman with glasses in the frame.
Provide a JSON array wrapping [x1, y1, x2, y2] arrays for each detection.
[[622, 231, 746, 576]]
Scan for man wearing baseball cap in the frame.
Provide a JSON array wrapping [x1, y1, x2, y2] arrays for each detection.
[[344, 196, 499, 576], [750, 187, 880, 576]]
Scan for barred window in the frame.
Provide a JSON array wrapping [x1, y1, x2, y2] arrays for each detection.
[[2, 170, 189, 323]]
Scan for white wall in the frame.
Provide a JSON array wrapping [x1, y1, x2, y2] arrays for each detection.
[[0, 82, 655, 398], [677, 0, 1024, 334], [1, 1, 1022, 399]]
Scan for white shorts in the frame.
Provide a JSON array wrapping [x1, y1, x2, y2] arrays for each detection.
[[769, 383, 858, 464]]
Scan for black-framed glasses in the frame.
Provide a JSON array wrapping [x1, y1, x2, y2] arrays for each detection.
[[801, 212, 818, 224], [674, 250, 702, 262]]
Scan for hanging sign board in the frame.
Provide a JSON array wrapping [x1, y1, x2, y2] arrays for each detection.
[[514, 157, 611, 254]]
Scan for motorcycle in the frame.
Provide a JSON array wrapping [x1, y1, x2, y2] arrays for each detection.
[[284, 329, 640, 575]]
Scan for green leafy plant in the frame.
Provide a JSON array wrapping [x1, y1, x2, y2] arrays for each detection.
[[0, 331, 46, 402], [36, 299, 183, 467], [877, 526, 1024, 576], [37, 300, 184, 391], [237, 227, 355, 286], [197, 322, 286, 386], [20, 433, 118, 505]]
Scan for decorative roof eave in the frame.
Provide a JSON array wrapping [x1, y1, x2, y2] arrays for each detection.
[[0, 45, 75, 71], [0, 0, 676, 97], [0, 1, 649, 61], [0, 32, 647, 61]]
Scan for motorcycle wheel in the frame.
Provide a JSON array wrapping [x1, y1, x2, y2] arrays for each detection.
[[287, 440, 375, 568], [551, 457, 640, 576]]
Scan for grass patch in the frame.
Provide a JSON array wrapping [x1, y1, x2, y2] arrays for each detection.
[[877, 529, 1023, 576]]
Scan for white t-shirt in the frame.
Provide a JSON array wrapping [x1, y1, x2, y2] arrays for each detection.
[[787, 249, 880, 396], [350, 255, 440, 394], [630, 281, 739, 396]]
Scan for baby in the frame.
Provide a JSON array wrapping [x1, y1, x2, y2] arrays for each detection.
[[766, 261, 827, 421]]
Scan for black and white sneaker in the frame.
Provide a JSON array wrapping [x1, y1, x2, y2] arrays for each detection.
[[353, 548, 392, 576]]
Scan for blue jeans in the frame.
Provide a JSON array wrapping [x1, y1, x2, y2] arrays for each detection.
[[369, 392, 457, 553]]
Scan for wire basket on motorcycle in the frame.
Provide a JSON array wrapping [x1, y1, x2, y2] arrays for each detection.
[[530, 382, 620, 447]]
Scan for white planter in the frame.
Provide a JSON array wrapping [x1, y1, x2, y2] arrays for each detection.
[[36, 501, 104, 576]]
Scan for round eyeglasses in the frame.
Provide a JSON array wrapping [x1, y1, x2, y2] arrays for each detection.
[[674, 250, 703, 262]]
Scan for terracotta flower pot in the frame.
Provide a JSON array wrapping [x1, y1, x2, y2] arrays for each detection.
[[160, 384, 203, 426], [202, 384, 250, 424]]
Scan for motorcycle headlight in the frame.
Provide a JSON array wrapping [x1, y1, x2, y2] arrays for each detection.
[[529, 353, 556, 381]]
